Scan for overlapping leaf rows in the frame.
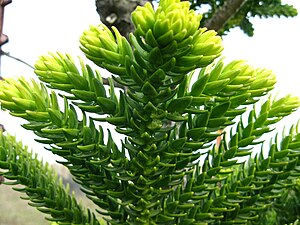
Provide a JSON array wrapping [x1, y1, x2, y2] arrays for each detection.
[[0, 133, 99, 224]]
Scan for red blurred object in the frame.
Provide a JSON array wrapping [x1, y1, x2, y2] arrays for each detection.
[[0, 175, 4, 184]]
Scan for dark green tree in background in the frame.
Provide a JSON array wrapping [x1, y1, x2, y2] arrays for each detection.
[[258, 179, 300, 225], [192, 0, 298, 36]]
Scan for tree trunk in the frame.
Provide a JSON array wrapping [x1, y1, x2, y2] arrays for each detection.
[[95, 0, 150, 39]]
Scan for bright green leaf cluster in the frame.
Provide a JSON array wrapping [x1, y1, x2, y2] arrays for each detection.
[[190, 59, 276, 101], [132, 0, 202, 43], [0, 77, 52, 125], [80, 0, 222, 92]]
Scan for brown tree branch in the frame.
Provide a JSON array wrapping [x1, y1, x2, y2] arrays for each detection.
[[0, 50, 34, 69], [204, 0, 248, 32], [102, 77, 126, 90], [95, 0, 150, 38]]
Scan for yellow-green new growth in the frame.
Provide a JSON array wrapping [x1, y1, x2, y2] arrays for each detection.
[[80, 0, 223, 81], [80, 24, 132, 72], [0, 78, 50, 120], [132, 0, 201, 42], [131, 0, 223, 69]]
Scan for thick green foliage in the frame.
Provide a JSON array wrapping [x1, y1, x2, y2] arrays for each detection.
[[255, 175, 300, 225], [0, 133, 99, 224], [0, 0, 300, 224], [190, 0, 298, 36]]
